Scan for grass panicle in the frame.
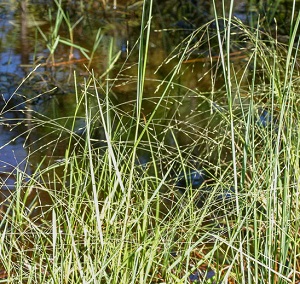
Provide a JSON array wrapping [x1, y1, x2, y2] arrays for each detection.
[[0, 0, 299, 283]]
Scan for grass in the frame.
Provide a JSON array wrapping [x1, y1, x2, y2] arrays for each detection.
[[0, 0, 300, 283]]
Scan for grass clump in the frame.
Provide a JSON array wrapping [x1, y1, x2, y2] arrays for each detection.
[[0, 0, 300, 283]]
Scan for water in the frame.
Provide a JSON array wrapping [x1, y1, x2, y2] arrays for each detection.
[[0, 1, 294, 282], [0, 0, 288, 207]]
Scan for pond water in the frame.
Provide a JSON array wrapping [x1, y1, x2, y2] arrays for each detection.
[[0, 1, 296, 282], [0, 0, 293, 215]]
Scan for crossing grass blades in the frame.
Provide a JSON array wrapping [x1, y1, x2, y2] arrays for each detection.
[[0, 0, 299, 283]]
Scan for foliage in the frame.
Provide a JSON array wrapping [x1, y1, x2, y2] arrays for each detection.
[[0, 0, 299, 283]]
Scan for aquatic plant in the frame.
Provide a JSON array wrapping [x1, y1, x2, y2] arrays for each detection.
[[0, 0, 299, 283]]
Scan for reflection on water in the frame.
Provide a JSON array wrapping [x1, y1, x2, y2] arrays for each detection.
[[0, 0, 291, 209], [0, 127, 30, 190], [0, 51, 23, 74], [0, 104, 31, 209], [0, 3, 292, 281]]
